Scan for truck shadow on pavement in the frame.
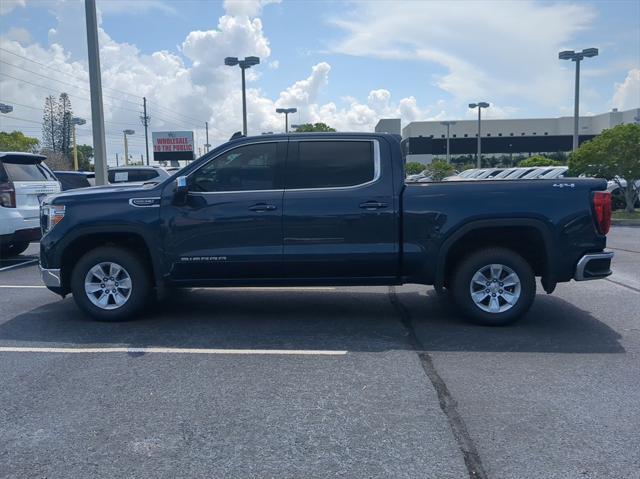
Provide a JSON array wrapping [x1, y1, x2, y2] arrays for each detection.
[[0, 287, 625, 354]]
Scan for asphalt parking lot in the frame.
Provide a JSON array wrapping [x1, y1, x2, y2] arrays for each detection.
[[1, 227, 639, 479]]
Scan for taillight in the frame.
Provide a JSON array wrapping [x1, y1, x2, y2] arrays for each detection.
[[0, 181, 16, 208], [593, 191, 611, 235]]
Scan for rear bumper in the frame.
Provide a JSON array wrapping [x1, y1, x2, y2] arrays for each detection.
[[574, 251, 614, 281], [40, 265, 61, 288], [0, 227, 41, 246]]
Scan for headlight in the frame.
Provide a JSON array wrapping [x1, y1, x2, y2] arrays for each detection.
[[41, 204, 66, 234]]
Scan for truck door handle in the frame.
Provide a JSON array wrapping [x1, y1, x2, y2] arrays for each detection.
[[249, 203, 277, 212], [359, 201, 388, 210]]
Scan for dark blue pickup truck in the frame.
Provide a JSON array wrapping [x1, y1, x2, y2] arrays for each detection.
[[39, 133, 613, 325]]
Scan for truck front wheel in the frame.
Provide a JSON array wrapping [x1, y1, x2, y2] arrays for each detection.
[[70, 246, 151, 321], [451, 248, 536, 326]]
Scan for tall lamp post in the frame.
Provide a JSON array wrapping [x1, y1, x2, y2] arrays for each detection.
[[559, 48, 598, 151], [276, 107, 297, 133], [468, 102, 490, 168], [224, 56, 260, 136], [0, 103, 13, 114], [440, 121, 456, 164], [123, 129, 135, 166], [71, 117, 86, 170]]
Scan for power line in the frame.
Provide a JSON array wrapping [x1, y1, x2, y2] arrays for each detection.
[[1, 48, 207, 125]]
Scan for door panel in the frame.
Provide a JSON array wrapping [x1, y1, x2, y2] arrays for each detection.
[[162, 141, 286, 281], [282, 139, 398, 279]]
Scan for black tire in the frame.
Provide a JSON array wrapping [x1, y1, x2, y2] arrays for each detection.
[[451, 247, 536, 326], [70, 246, 152, 321], [0, 241, 30, 259]]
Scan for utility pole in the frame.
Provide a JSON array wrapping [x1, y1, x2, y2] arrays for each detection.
[[205, 121, 211, 152], [140, 97, 150, 165], [85, 0, 108, 185], [115, 153, 118, 167]]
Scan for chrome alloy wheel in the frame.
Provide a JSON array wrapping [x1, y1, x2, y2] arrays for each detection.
[[469, 263, 521, 314], [84, 262, 132, 310]]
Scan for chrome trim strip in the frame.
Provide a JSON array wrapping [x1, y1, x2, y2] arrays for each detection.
[[186, 138, 381, 195], [129, 197, 161, 207], [40, 266, 61, 288], [574, 251, 614, 281]]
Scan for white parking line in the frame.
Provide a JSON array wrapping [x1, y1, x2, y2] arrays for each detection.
[[0, 259, 38, 272], [0, 346, 347, 356], [0, 285, 46, 288]]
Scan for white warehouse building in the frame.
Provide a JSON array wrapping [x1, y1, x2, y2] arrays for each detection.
[[375, 107, 640, 164]]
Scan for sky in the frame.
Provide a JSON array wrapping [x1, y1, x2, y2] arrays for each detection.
[[0, 0, 638, 163]]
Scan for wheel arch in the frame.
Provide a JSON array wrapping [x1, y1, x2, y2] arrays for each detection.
[[435, 218, 557, 294], [57, 226, 161, 293]]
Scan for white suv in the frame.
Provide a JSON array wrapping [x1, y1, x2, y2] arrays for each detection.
[[0, 152, 60, 258]]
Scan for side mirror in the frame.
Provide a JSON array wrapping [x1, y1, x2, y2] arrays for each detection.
[[174, 176, 188, 205]]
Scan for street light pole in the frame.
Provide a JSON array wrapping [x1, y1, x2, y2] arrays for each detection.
[[71, 117, 86, 170], [440, 121, 456, 164], [469, 102, 490, 168], [276, 107, 297, 133], [225, 56, 260, 136], [123, 129, 134, 166], [559, 48, 599, 151]]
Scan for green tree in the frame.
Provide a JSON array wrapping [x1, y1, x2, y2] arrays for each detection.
[[293, 122, 337, 132], [0, 131, 40, 152], [56, 93, 73, 161], [76, 144, 94, 171], [424, 159, 456, 182], [405, 161, 425, 175], [518, 156, 561, 167], [569, 123, 640, 213]]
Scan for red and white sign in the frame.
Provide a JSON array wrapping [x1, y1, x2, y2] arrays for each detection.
[[152, 131, 195, 164], [152, 131, 194, 154]]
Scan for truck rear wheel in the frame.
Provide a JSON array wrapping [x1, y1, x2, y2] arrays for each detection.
[[70, 246, 151, 321], [451, 247, 535, 326]]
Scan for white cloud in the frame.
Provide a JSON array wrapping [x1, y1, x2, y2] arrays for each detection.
[[0, 0, 434, 161], [223, 0, 281, 17], [268, 59, 279, 69], [0, 0, 26, 16], [611, 69, 640, 110], [330, 0, 596, 111]]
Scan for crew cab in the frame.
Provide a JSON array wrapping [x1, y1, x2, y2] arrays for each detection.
[[39, 133, 613, 325]]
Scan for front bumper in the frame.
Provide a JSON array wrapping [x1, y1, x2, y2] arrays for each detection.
[[574, 251, 614, 281], [40, 265, 61, 287]]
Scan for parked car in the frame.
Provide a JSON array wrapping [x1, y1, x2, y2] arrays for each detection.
[[54, 171, 95, 191], [108, 166, 170, 184], [39, 133, 613, 326], [607, 178, 640, 210], [1, 152, 61, 257]]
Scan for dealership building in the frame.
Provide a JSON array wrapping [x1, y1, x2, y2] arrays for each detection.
[[375, 107, 639, 164]]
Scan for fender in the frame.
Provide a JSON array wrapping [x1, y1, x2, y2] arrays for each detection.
[[50, 223, 164, 288], [434, 218, 558, 294]]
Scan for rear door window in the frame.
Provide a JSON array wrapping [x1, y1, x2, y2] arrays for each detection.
[[287, 141, 375, 189]]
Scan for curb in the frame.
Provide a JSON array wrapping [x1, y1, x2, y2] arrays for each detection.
[[611, 219, 640, 227]]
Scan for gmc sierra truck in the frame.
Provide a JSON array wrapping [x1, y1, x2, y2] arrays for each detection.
[[39, 133, 613, 325]]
